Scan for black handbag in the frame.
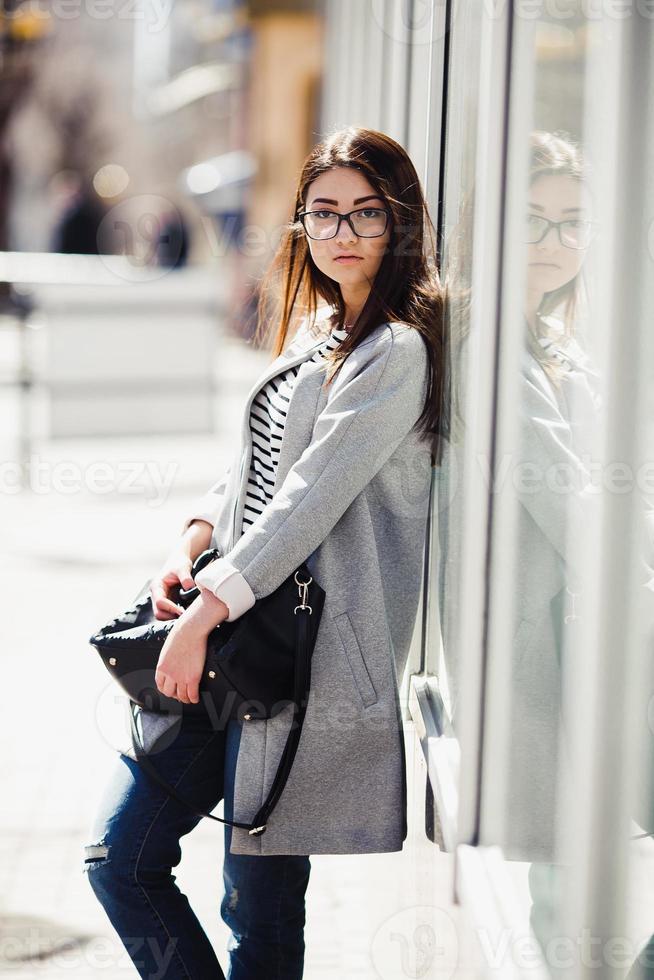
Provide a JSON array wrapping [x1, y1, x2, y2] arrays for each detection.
[[89, 548, 325, 837]]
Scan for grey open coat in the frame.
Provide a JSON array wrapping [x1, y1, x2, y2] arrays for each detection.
[[178, 316, 432, 855]]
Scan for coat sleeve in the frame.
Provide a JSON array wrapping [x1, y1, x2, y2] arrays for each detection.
[[180, 463, 232, 535], [194, 324, 430, 612], [517, 371, 593, 565]]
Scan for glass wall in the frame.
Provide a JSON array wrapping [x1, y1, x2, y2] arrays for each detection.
[[322, 1, 654, 975], [475, 6, 607, 964], [435, 4, 654, 978]]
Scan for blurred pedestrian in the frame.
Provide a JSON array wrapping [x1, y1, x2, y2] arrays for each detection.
[[50, 171, 107, 254]]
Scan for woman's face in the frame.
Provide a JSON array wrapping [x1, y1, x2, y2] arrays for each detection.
[[301, 166, 391, 292], [525, 174, 593, 299]]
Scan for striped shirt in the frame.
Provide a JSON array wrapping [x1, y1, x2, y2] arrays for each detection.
[[242, 323, 349, 530]]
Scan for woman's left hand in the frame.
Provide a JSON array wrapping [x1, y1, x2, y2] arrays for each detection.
[[155, 590, 229, 704]]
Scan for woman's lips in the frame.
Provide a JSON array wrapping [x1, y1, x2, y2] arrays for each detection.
[[334, 256, 363, 264]]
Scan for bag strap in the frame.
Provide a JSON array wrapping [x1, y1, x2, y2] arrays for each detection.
[[128, 599, 313, 838]]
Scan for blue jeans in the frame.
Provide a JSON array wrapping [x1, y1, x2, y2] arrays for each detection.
[[83, 713, 312, 980]]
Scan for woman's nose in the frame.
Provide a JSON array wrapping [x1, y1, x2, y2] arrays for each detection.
[[335, 216, 358, 244], [536, 224, 560, 250]]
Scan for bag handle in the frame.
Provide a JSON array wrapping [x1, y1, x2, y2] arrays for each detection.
[[128, 589, 313, 838]]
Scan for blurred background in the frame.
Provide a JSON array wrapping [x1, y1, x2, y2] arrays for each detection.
[[0, 1, 359, 976], [1, 1, 654, 979]]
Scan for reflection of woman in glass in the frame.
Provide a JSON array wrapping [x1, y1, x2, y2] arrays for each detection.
[[511, 131, 600, 966], [438, 128, 599, 969], [83, 127, 446, 980], [523, 131, 594, 374], [436, 131, 597, 726]]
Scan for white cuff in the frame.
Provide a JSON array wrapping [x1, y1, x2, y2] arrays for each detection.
[[181, 491, 222, 534], [194, 558, 256, 621]]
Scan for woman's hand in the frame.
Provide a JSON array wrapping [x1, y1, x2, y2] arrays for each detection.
[[155, 589, 230, 704], [151, 520, 213, 621]]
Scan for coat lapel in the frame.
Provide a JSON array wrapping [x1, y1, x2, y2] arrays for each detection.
[[272, 357, 328, 493], [228, 321, 334, 547]]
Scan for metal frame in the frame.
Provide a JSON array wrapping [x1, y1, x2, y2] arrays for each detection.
[[449, 0, 519, 858], [406, 0, 455, 850], [409, 674, 460, 852], [472, 2, 537, 853], [408, 0, 512, 862]]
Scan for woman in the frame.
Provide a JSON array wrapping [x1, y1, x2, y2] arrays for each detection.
[[84, 126, 446, 979]]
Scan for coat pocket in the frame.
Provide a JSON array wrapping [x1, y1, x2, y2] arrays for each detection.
[[333, 611, 379, 708]]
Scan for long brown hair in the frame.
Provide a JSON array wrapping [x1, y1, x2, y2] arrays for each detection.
[[250, 126, 448, 455]]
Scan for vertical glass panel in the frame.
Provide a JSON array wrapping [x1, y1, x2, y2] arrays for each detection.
[[381, 0, 411, 143], [478, 7, 654, 978], [406, 0, 435, 181], [480, 6, 604, 968], [613, 28, 654, 980], [426, 0, 484, 724]]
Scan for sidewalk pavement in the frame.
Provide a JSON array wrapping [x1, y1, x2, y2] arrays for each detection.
[[0, 322, 482, 979]]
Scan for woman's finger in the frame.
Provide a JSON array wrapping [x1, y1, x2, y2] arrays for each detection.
[[150, 578, 184, 619], [158, 673, 178, 699], [151, 573, 176, 601], [150, 576, 168, 601], [176, 683, 192, 705], [176, 561, 195, 592], [150, 580, 171, 618], [186, 679, 201, 705], [152, 595, 184, 620]]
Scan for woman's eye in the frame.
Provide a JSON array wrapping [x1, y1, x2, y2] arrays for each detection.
[[360, 209, 380, 218], [314, 210, 334, 219]]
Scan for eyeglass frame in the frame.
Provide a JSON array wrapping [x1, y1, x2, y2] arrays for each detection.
[[526, 213, 597, 249], [296, 206, 391, 240]]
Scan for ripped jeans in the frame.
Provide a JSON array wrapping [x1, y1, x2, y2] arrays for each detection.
[[83, 713, 312, 980]]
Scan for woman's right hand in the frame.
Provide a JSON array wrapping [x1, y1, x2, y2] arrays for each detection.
[[150, 519, 213, 621]]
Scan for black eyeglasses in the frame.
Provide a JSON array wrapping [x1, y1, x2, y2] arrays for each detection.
[[526, 213, 596, 249], [297, 207, 390, 240]]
